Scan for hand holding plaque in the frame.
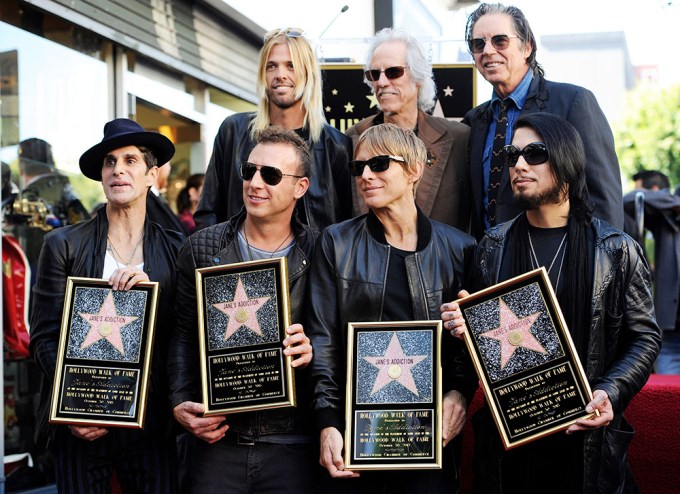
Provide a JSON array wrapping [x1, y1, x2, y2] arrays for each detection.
[[50, 277, 159, 428], [456, 267, 595, 449], [196, 257, 296, 415]]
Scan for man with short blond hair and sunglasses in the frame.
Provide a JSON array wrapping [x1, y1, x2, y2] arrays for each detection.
[[195, 27, 353, 233], [463, 3, 622, 240], [169, 126, 318, 493], [346, 27, 471, 232]]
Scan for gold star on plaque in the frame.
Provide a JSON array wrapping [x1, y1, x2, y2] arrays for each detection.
[[480, 299, 546, 369], [443, 85, 454, 97], [325, 106, 331, 112], [212, 277, 271, 341], [366, 94, 378, 108], [344, 102, 355, 113], [363, 332, 426, 396], [78, 292, 138, 356], [332, 88, 338, 95]]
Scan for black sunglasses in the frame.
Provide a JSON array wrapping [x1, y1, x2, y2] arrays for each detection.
[[240, 162, 304, 185], [348, 155, 406, 177], [468, 34, 520, 54], [364, 66, 409, 82], [502, 142, 549, 167]]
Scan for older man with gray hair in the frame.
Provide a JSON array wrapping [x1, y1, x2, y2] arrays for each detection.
[[346, 27, 470, 231]]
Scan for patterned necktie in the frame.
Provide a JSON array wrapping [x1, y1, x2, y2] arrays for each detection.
[[487, 101, 509, 226]]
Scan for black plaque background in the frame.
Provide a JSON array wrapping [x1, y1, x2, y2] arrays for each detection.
[[345, 322, 442, 470], [197, 258, 295, 415], [50, 278, 158, 428], [458, 268, 594, 449], [321, 64, 476, 133]]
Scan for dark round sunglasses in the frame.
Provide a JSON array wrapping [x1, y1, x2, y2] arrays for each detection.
[[502, 142, 549, 167], [468, 34, 519, 54], [364, 66, 408, 82], [240, 162, 304, 185], [348, 155, 406, 177]]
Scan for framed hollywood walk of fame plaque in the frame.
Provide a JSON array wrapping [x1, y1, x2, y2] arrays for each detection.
[[456, 267, 596, 450], [50, 277, 159, 428], [345, 321, 442, 470], [196, 257, 295, 415]]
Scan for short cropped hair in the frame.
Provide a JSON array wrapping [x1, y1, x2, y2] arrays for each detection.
[[632, 170, 670, 190], [256, 126, 311, 178]]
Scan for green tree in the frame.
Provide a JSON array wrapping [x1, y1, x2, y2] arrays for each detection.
[[615, 84, 680, 187]]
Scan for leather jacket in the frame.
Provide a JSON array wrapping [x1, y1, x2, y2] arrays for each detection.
[[194, 112, 354, 232], [29, 207, 184, 447], [306, 210, 479, 432], [168, 209, 317, 439], [474, 216, 661, 493]]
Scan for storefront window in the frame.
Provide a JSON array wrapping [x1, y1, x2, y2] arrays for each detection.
[[0, 20, 108, 212]]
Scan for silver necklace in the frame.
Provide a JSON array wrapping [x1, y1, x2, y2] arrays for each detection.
[[107, 233, 144, 268], [528, 230, 567, 288], [242, 225, 292, 260]]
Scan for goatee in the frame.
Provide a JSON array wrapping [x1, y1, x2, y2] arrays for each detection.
[[513, 183, 564, 210]]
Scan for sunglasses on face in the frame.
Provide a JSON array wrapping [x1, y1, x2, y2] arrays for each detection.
[[240, 162, 304, 185], [263, 27, 305, 42], [348, 155, 406, 177], [364, 66, 409, 81], [468, 34, 520, 54], [502, 142, 549, 167]]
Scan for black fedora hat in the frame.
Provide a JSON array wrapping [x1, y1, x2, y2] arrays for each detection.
[[79, 118, 175, 181]]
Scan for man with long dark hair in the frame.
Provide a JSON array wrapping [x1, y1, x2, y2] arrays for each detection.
[[442, 113, 660, 493]]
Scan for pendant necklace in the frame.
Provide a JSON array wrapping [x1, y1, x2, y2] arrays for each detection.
[[107, 233, 144, 269], [527, 230, 567, 288], [243, 225, 292, 260]]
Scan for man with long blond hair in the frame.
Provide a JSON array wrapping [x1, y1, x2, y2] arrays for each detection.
[[195, 28, 353, 232]]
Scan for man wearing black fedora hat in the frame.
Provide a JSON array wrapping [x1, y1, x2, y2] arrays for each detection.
[[29, 118, 184, 493]]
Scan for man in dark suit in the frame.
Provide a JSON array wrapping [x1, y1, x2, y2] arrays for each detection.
[[463, 3, 623, 239], [623, 170, 680, 374]]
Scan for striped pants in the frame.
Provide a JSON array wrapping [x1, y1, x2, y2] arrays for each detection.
[[53, 426, 176, 493]]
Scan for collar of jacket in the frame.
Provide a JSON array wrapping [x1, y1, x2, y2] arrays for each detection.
[[365, 205, 431, 251]]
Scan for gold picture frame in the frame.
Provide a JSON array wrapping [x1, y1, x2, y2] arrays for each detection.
[[49, 277, 159, 428], [344, 321, 442, 470], [196, 257, 295, 415], [457, 267, 595, 449]]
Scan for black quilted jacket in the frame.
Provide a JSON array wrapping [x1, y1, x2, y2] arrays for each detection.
[[168, 209, 318, 438]]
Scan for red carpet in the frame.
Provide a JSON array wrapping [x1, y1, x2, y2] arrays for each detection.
[[627, 374, 680, 494], [460, 374, 680, 494]]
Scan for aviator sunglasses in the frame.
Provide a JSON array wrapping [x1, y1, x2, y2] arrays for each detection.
[[468, 34, 520, 54], [240, 162, 304, 186], [348, 155, 406, 177], [263, 27, 305, 42], [364, 66, 409, 81], [502, 142, 549, 167]]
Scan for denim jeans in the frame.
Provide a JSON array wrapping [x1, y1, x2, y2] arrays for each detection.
[[189, 437, 316, 494], [655, 329, 680, 374]]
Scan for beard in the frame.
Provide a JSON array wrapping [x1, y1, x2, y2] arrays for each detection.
[[266, 89, 301, 110], [513, 181, 565, 210]]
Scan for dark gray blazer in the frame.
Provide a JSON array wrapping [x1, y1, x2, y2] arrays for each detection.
[[464, 73, 623, 240]]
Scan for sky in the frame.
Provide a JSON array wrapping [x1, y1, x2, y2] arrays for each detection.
[[224, 0, 679, 85]]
